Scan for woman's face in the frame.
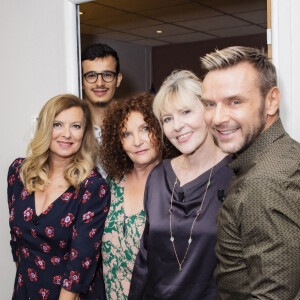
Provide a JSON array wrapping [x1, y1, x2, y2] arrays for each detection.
[[49, 107, 85, 161], [121, 111, 159, 168], [161, 93, 209, 154]]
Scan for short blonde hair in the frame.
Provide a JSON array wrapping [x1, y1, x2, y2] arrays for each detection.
[[153, 70, 202, 126], [20, 94, 97, 193], [201, 46, 277, 99]]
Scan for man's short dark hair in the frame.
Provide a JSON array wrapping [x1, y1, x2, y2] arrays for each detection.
[[81, 43, 120, 74]]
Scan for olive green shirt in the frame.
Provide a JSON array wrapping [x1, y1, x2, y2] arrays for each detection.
[[215, 118, 300, 300]]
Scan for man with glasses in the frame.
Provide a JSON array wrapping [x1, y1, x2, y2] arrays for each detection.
[[81, 43, 122, 177], [82, 43, 122, 129]]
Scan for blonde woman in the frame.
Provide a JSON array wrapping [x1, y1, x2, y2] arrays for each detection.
[[7, 94, 110, 300], [129, 71, 233, 300]]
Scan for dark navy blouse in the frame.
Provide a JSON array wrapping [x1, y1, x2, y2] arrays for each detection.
[[129, 156, 233, 300], [7, 158, 110, 300]]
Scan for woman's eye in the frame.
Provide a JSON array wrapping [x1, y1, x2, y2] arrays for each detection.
[[163, 117, 172, 123], [53, 122, 61, 128], [231, 100, 240, 105], [183, 110, 191, 115], [142, 126, 149, 132], [122, 132, 130, 138], [73, 124, 81, 129]]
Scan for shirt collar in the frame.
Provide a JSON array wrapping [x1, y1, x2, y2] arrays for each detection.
[[229, 118, 286, 174]]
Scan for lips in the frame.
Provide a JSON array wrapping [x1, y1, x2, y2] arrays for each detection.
[[135, 149, 148, 155], [176, 132, 192, 142], [93, 88, 108, 96], [58, 141, 73, 148], [218, 128, 238, 135]]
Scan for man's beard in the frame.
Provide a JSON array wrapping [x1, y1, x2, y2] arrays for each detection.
[[236, 100, 266, 154], [94, 100, 111, 108]]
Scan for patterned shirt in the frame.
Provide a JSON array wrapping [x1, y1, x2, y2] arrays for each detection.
[[215, 118, 300, 299], [7, 158, 110, 300], [102, 177, 146, 300]]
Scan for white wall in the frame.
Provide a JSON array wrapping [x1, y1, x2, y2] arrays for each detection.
[[271, 0, 300, 142], [0, 0, 79, 297], [81, 35, 152, 97]]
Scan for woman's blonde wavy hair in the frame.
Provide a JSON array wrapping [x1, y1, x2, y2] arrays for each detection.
[[20, 94, 97, 193]]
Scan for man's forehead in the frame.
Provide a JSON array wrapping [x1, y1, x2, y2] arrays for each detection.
[[82, 56, 117, 70]]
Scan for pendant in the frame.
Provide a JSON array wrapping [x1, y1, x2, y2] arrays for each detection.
[[170, 236, 174, 242], [179, 266, 182, 272]]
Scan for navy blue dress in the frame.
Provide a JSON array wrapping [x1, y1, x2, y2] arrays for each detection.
[[7, 158, 110, 300]]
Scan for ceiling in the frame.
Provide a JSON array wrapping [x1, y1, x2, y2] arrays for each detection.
[[80, 0, 267, 47]]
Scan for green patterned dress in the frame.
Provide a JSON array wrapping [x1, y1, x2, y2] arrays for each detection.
[[102, 177, 146, 300]]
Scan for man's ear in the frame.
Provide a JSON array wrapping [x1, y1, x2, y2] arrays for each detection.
[[265, 86, 280, 116], [116, 73, 122, 88]]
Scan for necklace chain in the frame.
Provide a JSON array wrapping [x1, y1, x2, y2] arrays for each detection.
[[169, 157, 215, 272]]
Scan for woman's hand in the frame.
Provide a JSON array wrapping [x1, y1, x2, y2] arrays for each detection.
[[58, 288, 79, 300]]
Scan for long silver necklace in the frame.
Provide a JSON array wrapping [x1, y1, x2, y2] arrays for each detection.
[[169, 157, 215, 271]]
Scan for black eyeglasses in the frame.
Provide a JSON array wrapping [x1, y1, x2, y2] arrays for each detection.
[[83, 71, 117, 83]]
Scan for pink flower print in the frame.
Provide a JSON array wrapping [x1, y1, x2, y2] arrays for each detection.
[[99, 184, 107, 198], [23, 207, 33, 221], [13, 226, 22, 238], [73, 190, 79, 199], [63, 279, 72, 290], [20, 188, 29, 200], [31, 229, 37, 238], [94, 240, 101, 250], [69, 271, 80, 283], [72, 226, 77, 240], [21, 247, 29, 258], [9, 194, 16, 209], [17, 274, 23, 287], [35, 256, 45, 269], [9, 174, 15, 186], [53, 275, 62, 286], [45, 226, 54, 238], [27, 268, 37, 282], [89, 228, 97, 238], [88, 170, 96, 178], [88, 282, 95, 293], [103, 203, 108, 213], [82, 211, 94, 223], [82, 257, 92, 269], [70, 248, 78, 261], [96, 253, 100, 262], [59, 240, 67, 248], [38, 288, 49, 300], [42, 204, 53, 215], [12, 158, 22, 167], [9, 208, 15, 222], [61, 213, 74, 227], [81, 191, 91, 203], [40, 243, 51, 253], [61, 192, 72, 203], [83, 179, 89, 188], [64, 252, 69, 260], [51, 256, 61, 265]]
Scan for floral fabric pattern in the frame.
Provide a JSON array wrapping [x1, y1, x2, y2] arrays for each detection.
[[7, 158, 110, 300], [102, 177, 145, 300]]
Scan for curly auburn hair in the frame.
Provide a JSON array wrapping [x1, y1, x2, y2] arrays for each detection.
[[99, 93, 179, 179]]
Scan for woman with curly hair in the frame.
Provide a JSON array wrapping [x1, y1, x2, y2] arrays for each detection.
[[7, 94, 110, 300], [100, 93, 176, 300]]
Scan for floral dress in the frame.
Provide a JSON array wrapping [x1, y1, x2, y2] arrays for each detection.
[[7, 158, 110, 300], [102, 177, 146, 300]]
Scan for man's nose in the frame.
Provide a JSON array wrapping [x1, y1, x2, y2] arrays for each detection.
[[212, 105, 229, 126]]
